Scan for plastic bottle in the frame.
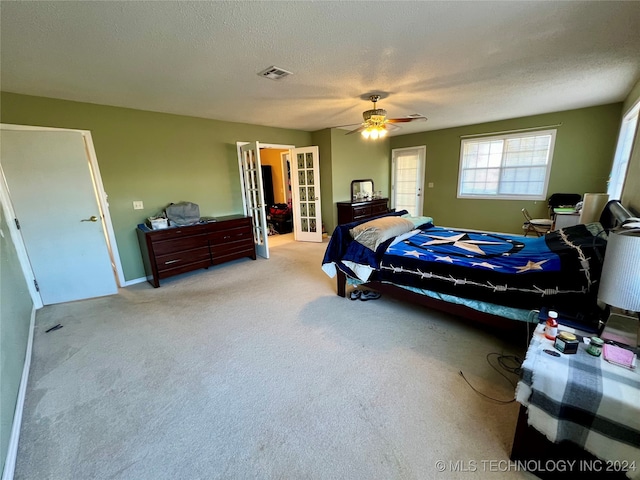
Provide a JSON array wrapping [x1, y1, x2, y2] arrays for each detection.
[[544, 310, 559, 340]]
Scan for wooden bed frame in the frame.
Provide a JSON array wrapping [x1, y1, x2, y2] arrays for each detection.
[[335, 269, 530, 330], [333, 200, 634, 330]]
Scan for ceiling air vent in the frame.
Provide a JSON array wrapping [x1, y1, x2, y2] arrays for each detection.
[[258, 66, 293, 80]]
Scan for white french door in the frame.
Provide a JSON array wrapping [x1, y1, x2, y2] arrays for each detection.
[[238, 142, 270, 258], [290, 146, 322, 242], [391, 146, 426, 216]]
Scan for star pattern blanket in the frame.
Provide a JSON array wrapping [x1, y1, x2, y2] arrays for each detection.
[[323, 219, 608, 317], [377, 224, 607, 311]]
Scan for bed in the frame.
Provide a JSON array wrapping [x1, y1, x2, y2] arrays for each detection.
[[321, 202, 628, 329]]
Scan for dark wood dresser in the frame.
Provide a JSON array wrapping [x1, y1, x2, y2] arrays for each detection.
[[136, 215, 256, 287], [336, 198, 390, 225]]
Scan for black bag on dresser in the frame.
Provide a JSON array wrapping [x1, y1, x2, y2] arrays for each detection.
[[165, 202, 200, 226]]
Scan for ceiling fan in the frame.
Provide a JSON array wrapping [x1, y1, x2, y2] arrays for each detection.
[[345, 95, 427, 138]]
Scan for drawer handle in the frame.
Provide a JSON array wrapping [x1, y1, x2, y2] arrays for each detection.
[[224, 235, 231, 239], [165, 259, 180, 264]]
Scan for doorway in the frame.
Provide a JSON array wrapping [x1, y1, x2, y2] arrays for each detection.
[[260, 148, 294, 241], [236, 142, 322, 258], [0, 124, 123, 307], [391, 146, 426, 216]]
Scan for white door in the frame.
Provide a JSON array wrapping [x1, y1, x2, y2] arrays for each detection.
[[1, 129, 118, 304], [290, 146, 322, 242], [238, 142, 270, 258], [391, 146, 426, 216]]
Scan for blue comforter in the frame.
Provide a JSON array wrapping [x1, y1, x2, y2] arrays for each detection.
[[323, 219, 607, 312]]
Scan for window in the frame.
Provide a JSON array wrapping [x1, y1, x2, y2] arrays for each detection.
[[457, 129, 556, 200], [607, 102, 639, 201]]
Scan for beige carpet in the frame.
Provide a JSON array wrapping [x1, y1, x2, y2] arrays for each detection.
[[15, 239, 534, 479]]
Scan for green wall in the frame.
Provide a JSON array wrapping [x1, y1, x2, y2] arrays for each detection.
[[315, 129, 390, 233], [330, 128, 391, 202], [311, 129, 334, 234], [390, 104, 622, 233], [0, 196, 33, 473], [621, 78, 640, 213], [0, 92, 312, 281]]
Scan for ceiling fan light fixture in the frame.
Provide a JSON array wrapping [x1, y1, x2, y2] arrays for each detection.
[[363, 109, 387, 122], [361, 125, 387, 140], [348, 94, 427, 137]]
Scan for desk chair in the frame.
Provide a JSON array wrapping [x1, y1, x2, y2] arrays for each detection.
[[547, 193, 582, 220], [522, 208, 553, 236]]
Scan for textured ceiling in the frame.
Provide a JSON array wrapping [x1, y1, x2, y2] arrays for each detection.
[[2, 1, 640, 136]]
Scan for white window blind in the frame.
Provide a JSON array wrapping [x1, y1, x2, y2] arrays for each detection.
[[607, 103, 639, 201], [458, 129, 556, 200]]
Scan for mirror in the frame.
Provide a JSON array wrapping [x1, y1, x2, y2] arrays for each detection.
[[351, 179, 374, 202]]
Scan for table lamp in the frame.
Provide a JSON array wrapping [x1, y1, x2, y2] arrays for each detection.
[[579, 193, 609, 224], [598, 228, 640, 347]]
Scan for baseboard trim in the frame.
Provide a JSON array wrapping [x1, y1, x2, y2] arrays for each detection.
[[2, 305, 36, 480], [122, 276, 147, 287]]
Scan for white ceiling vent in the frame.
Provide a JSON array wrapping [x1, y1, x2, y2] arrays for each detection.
[[258, 66, 293, 80]]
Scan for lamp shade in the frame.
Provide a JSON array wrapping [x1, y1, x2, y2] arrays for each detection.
[[579, 193, 609, 224], [598, 229, 640, 311]]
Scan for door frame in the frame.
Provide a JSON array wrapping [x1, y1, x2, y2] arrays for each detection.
[[0, 123, 124, 307], [236, 142, 296, 257], [236, 142, 295, 211], [391, 145, 427, 216], [280, 151, 292, 207]]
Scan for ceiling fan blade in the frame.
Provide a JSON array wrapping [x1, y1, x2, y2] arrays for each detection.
[[387, 116, 428, 124], [332, 122, 364, 129], [346, 125, 367, 135]]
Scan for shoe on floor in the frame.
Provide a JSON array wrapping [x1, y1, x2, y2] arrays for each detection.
[[360, 290, 381, 301], [349, 289, 361, 300]]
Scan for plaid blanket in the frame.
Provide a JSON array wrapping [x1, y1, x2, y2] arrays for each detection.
[[516, 324, 640, 479]]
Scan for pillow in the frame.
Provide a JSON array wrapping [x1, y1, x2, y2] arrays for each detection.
[[401, 214, 434, 228], [349, 216, 415, 251]]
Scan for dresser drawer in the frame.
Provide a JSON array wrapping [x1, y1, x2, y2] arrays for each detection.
[[337, 199, 390, 225], [155, 246, 211, 274], [208, 217, 252, 232], [352, 206, 372, 218], [153, 234, 208, 256], [370, 203, 389, 215], [209, 227, 252, 245], [211, 240, 255, 264], [146, 224, 207, 241]]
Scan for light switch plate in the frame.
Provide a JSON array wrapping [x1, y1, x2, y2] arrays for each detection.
[[133, 201, 144, 210]]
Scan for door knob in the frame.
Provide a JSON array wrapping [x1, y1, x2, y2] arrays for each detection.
[[81, 215, 99, 222]]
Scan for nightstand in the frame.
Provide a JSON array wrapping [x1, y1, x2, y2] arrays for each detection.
[[511, 323, 640, 478]]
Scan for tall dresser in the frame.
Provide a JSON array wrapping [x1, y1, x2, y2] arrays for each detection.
[[136, 215, 255, 287], [336, 198, 390, 225]]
